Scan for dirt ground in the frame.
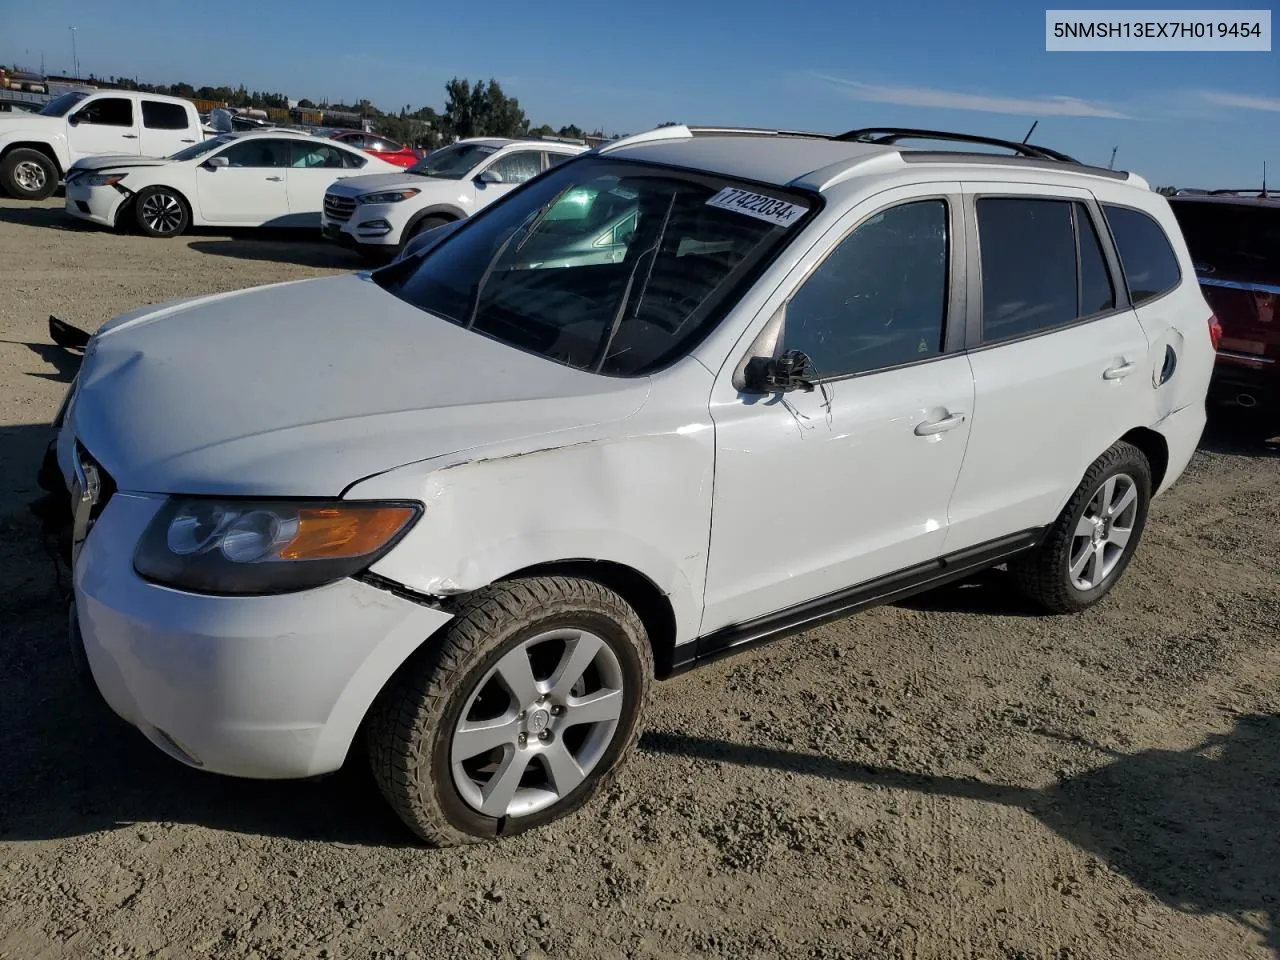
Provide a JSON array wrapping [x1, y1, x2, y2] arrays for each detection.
[[1, 195, 1278, 960]]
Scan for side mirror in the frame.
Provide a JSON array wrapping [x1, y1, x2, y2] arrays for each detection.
[[204, 155, 230, 169], [67, 112, 81, 126], [742, 350, 816, 394], [476, 169, 503, 184]]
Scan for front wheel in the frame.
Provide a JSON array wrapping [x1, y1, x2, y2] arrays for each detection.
[[1012, 441, 1152, 613], [134, 186, 190, 237], [1, 148, 58, 200], [367, 577, 653, 846]]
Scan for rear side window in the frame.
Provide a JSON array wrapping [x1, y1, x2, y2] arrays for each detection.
[[1077, 203, 1116, 316], [290, 141, 347, 168], [141, 101, 189, 130], [1101, 204, 1181, 304], [783, 199, 949, 377], [1169, 200, 1280, 282], [977, 197, 1119, 343]]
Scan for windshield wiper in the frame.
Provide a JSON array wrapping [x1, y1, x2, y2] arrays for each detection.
[[591, 191, 676, 372], [462, 185, 576, 330]]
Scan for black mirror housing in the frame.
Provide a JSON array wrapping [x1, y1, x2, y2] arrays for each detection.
[[743, 350, 816, 394]]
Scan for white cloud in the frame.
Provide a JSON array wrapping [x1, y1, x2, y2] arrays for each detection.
[[1197, 90, 1280, 113], [814, 74, 1129, 119]]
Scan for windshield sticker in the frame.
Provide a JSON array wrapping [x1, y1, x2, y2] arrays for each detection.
[[705, 188, 808, 227]]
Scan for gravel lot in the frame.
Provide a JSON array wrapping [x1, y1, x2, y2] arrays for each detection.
[[1, 195, 1278, 960]]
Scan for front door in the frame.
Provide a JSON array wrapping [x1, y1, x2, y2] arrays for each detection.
[[67, 97, 141, 160], [473, 149, 544, 210], [701, 185, 975, 634], [194, 138, 291, 224]]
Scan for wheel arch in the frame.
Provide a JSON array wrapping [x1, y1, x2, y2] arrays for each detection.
[[0, 141, 63, 175], [404, 204, 463, 235], [1118, 426, 1169, 492]]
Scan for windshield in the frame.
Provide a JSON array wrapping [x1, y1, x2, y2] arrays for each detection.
[[374, 155, 815, 376], [38, 91, 88, 117], [169, 135, 233, 161], [408, 142, 499, 179]]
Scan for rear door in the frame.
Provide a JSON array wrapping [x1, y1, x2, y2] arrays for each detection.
[[194, 137, 291, 224], [943, 185, 1151, 552], [285, 139, 364, 224], [139, 100, 198, 157], [67, 96, 141, 159]]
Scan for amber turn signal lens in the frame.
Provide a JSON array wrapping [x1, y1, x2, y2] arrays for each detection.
[[278, 505, 417, 561]]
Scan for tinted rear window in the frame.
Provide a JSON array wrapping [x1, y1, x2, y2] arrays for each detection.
[[1101, 204, 1182, 304], [142, 101, 190, 130], [1169, 200, 1280, 283]]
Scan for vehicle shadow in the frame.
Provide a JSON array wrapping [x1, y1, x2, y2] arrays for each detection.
[[893, 568, 1044, 617], [187, 236, 367, 270], [0, 340, 81, 383], [641, 722, 1280, 954], [0, 204, 95, 231]]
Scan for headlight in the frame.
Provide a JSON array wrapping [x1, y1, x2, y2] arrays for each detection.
[[134, 498, 421, 595], [357, 189, 420, 205], [85, 173, 127, 187]]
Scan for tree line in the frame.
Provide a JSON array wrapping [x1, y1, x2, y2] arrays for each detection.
[[90, 73, 620, 149]]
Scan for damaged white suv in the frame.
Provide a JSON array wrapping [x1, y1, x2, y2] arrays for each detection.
[[47, 125, 1214, 846]]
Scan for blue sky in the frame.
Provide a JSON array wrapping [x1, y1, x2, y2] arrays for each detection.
[[3, 0, 1277, 186]]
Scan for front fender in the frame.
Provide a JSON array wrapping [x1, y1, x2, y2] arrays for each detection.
[[0, 133, 69, 171], [347, 429, 717, 648]]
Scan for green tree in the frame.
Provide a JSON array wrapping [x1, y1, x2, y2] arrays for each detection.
[[298, 98, 317, 109], [443, 77, 529, 139]]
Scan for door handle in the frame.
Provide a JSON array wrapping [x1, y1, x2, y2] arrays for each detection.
[[180, 138, 196, 143], [915, 412, 966, 436], [122, 134, 138, 139], [265, 176, 283, 182], [1102, 361, 1137, 380]]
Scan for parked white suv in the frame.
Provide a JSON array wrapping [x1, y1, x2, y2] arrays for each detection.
[[320, 136, 587, 255], [46, 124, 1213, 846], [0, 90, 203, 199]]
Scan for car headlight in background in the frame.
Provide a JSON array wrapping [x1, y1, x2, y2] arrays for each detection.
[[357, 189, 420, 204], [134, 498, 421, 594], [85, 173, 128, 187]]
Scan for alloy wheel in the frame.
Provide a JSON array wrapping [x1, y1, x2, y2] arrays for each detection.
[[140, 192, 184, 234], [1068, 472, 1138, 590], [14, 160, 46, 193], [450, 627, 625, 819]]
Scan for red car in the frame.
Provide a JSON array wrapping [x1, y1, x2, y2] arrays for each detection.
[[323, 130, 422, 168], [1168, 192, 1279, 411]]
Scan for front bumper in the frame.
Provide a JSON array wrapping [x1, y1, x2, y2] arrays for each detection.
[[64, 181, 127, 228], [69, 488, 454, 779], [321, 204, 405, 248]]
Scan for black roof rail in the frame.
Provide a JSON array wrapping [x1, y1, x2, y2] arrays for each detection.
[[834, 127, 1079, 163]]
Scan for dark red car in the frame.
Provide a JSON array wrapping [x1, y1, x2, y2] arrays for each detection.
[[323, 130, 422, 168], [1169, 192, 1279, 410]]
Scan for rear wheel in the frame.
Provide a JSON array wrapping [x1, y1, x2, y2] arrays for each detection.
[[367, 577, 652, 846], [1, 148, 58, 200], [134, 186, 190, 237], [1012, 441, 1152, 613]]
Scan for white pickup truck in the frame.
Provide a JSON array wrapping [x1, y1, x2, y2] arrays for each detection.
[[0, 90, 204, 200]]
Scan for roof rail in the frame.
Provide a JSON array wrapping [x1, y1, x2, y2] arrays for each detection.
[[835, 127, 1078, 163]]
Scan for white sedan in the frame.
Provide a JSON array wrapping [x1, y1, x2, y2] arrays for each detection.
[[64, 130, 402, 237]]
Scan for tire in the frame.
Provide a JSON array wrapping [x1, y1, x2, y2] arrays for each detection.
[[1012, 441, 1152, 614], [133, 186, 190, 237], [403, 214, 451, 244], [367, 576, 653, 847], [1, 148, 58, 200]]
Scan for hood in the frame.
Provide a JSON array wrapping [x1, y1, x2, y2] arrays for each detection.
[[70, 154, 174, 173], [69, 274, 649, 497], [0, 115, 61, 139], [327, 171, 455, 196]]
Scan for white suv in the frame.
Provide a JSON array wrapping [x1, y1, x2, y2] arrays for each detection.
[[320, 136, 588, 255], [46, 124, 1214, 847]]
